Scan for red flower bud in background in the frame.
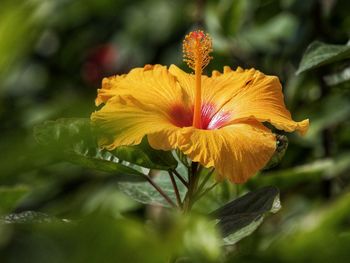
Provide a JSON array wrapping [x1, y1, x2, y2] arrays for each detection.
[[82, 44, 118, 86]]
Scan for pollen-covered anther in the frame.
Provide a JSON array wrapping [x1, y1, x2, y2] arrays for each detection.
[[183, 30, 213, 71]]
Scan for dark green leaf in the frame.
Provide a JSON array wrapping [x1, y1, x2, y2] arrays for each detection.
[[296, 41, 350, 74], [210, 186, 281, 245], [34, 118, 145, 182], [113, 137, 178, 170]]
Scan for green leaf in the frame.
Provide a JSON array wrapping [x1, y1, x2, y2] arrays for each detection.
[[34, 118, 145, 182], [33, 118, 92, 149], [0, 185, 30, 214], [67, 152, 146, 182], [113, 137, 178, 170], [117, 171, 186, 207], [254, 152, 350, 189], [210, 186, 281, 245], [296, 41, 350, 74], [34, 118, 178, 177]]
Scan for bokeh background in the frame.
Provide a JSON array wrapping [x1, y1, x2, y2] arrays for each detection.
[[1, 0, 350, 262]]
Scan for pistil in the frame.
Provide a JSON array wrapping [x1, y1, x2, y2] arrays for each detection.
[[183, 30, 213, 129], [193, 38, 203, 128]]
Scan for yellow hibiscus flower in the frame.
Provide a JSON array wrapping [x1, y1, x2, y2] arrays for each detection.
[[91, 31, 309, 184]]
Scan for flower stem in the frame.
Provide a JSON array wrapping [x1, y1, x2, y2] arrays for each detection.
[[143, 174, 176, 208], [168, 171, 182, 208], [182, 162, 201, 213]]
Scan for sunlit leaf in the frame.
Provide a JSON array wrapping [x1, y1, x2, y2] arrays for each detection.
[[210, 186, 281, 245], [296, 41, 350, 74]]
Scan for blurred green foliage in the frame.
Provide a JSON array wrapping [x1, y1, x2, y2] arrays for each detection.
[[1, 0, 350, 262]]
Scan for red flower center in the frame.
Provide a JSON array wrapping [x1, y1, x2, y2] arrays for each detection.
[[169, 103, 231, 130]]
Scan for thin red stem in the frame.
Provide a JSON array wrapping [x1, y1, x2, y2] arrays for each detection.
[[183, 162, 200, 213], [143, 175, 176, 208], [171, 169, 188, 188], [168, 171, 182, 208]]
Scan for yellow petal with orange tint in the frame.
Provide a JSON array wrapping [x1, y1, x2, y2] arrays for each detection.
[[96, 64, 191, 112], [213, 67, 309, 134], [169, 64, 308, 135], [95, 74, 126, 106], [169, 65, 253, 112], [91, 95, 181, 150], [169, 64, 195, 104], [207, 66, 308, 135], [177, 120, 276, 184]]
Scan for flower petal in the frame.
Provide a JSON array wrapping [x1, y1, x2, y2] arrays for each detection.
[[209, 67, 309, 135], [96, 64, 191, 112], [148, 127, 187, 151], [169, 65, 309, 135], [169, 64, 195, 103], [95, 74, 126, 106], [177, 121, 276, 183], [93, 64, 196, 150], [169, 65, 254, 114], [91, 95, 180, 150]]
